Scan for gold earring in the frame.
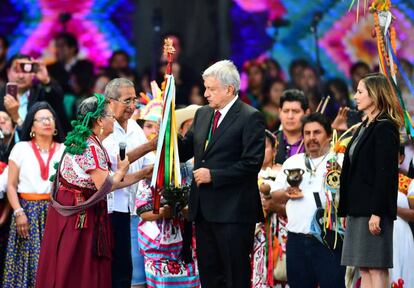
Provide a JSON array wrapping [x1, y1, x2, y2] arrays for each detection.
[[53, 129, 58, 136], [99, 126, 104, 136], [30, 131, 35, 138]]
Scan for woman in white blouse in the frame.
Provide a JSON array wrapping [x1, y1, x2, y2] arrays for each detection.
[[3, 102, 65, 287]]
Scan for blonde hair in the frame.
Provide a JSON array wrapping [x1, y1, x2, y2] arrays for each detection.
[[361, 73, 403, 128]]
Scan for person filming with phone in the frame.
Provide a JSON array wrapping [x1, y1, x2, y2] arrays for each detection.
[[0, 54, 69, 136]]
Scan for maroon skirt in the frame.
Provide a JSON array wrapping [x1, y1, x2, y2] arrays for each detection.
[[36, 179, 113, 288]]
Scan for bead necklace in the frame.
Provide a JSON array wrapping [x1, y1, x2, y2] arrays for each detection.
[[35, 142, 50, 153]]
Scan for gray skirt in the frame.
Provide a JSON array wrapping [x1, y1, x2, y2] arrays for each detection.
[[341, 216, 394, 268]]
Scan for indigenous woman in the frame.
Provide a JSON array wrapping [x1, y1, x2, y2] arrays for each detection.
[[3, 102, 65, 287], [261, 78, 286, 131], [339, 73, 402, 288], [135, 186, 200, 288], [135, 100, 200, 288], [36, 94, 152, 288], [251, 130, 286, 288], [389, 147, 414, 287]]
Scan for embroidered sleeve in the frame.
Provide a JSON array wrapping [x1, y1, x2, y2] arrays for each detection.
[[76, 144, 108, 173], [407, 179, 414, 199], [135, 180, 168, 215], [135, 180, 153, 209]]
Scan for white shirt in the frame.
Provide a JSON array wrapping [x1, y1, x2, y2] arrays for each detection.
[[216, 96, 238, 126], [271, 152, 343, 234], [0, 166, 8, 199], [103, 119, 155, 214], [8, 142, 65, 194]]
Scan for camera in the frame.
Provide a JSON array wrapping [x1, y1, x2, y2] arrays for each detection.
[[19, 62, 39, 73]]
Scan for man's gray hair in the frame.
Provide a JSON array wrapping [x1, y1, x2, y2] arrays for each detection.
[[202, 60, 240, 95], [104, 78, 135, 100]]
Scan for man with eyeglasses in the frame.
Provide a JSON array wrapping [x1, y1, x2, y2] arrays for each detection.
[[0, 111, 16, 163], [102, 78, 156, 288]]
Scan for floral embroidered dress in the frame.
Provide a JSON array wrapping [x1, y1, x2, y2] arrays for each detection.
[[251, 168, 289, 288], [136, 180, 200, 288], [390, 173, 414, 288], [36, 136, 113, 288]]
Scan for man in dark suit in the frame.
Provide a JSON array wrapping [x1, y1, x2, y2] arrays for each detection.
[[178, 60, 265, 288]]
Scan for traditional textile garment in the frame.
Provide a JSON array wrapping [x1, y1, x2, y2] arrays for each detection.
[[36, 136, 113, 288], [2, 141, 64, 288], [251, 168, 288, 288], [390, 174, 414, 287], [136, 180, 200, 288], [0, 164, 10, 285]]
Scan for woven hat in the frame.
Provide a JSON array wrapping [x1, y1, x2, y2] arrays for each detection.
[[176, 104, 201, 129], [140, 98, 163, 122], [136, 80, 164, 122]]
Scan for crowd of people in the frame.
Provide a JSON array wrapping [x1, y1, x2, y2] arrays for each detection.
[[0, 30, 413, 288]]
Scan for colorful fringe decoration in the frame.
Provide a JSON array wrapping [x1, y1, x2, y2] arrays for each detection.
[[320, 129, 351, 249], [370, 0, 414, 138], [348, 0, 414, 138], [151, 38, 182, 214]]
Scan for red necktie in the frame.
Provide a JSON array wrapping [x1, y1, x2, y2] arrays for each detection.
[[212, 111, 221, 134]]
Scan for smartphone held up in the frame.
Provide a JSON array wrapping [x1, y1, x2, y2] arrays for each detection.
[[6, 82, 18, 99]]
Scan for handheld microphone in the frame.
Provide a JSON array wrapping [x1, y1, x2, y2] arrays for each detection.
[[119, 142, 127, 160], [119, 142, 127, 181]]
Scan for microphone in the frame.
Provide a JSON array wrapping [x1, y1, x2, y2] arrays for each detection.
[[119, 142, 127, 182], [119, 142, 127, 161]]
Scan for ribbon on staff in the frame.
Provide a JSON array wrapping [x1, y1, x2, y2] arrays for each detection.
[[151, 39, 182, 214]]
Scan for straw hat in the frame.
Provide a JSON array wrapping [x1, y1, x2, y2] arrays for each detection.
[[176, 104, 201, 129]]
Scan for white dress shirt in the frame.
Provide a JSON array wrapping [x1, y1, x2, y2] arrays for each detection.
[[216, 95, 239, 127], [103, 119, 155, 214]]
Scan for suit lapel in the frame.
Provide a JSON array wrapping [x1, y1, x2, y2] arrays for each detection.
[[348, 120, 376, 170], [203, 99, 241, 157], [197, 108, 214, 155]]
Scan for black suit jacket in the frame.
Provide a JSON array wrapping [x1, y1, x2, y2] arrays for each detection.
[[179, 98, 265, 223], [0, 80, 70, 133], [338, 115, 399, 218]]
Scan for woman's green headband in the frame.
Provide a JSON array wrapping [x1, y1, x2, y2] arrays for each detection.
[[63, 93, 107, 155]]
